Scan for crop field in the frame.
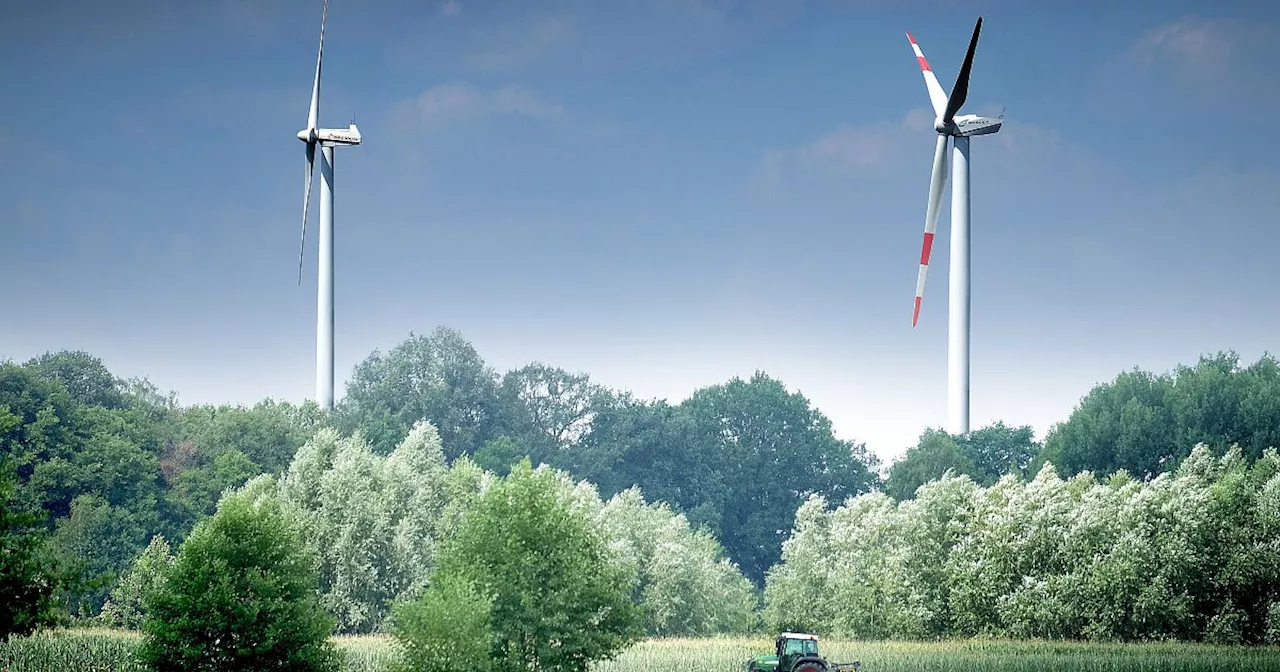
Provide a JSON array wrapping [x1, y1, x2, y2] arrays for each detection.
[[4, 630, 1280, 671]]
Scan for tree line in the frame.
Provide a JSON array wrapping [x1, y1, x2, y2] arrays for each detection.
[[3, 328, 1280, 644], [765, 445, 1280, 644], [103, 452, 651, 671]]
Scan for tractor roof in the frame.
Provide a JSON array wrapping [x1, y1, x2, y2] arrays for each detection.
[[779, 632, 819, 640]]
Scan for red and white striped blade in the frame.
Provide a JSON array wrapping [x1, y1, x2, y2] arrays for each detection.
[[913, 133, 950, 327], [906, 31, 948, 119]]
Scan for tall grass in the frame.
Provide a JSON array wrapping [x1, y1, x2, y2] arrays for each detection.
[[4, 630, 1280, 671], [0, 629, 143, 672], [592, 637, 1280, 672]]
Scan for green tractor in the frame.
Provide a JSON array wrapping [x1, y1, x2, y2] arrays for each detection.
[[744, 632, 861, 672]]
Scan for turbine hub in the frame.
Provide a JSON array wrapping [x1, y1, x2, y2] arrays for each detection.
[[297, 128, 318, 143], [934, 118, 952, 134]]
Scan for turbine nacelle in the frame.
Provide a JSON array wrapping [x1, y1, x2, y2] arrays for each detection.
[[952, 114, 1002, 137], [934, 114, 1002, 137], [316, 123, 362, 146]]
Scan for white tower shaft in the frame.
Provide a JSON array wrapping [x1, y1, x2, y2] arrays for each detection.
[[317, 146, 335, 410], [947, 136, 970, 435]]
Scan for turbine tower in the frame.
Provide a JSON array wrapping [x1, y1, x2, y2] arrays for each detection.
[[906, 17, 1002, 435], [298, 0, 361, 410]]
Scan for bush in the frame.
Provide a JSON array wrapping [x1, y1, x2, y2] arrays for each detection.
[[434, 460, 642, 672], [138, 492, 338, 671], [389, 576, 493, 672], [1266, 601, 1280, 645]]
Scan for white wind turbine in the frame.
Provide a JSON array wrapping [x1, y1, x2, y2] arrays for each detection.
[[297, 0, 361, 410], [906, 17, 1003, 435]]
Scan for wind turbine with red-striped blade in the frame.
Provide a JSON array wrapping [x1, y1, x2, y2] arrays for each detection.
[[906, 17, 1003, 435]]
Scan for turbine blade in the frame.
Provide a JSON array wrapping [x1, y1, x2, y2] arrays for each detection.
[[299, 142, 316, 285], [307, 0, 328, 132], [906, 31, 948, 119], [913, 134, 951, 327], [942, 17, 982, 124]]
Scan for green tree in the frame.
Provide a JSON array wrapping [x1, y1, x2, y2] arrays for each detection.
[[496, 363, 603, 463], [559, 374, 880, 587], [885, 429, 976, 501], [554, 393, 701, 512], [0, 363, 86, 514], [24, 350, 127, 410], [886, 422, 1039, 501], [51, 493, 158, 616], [101, 534, 174, 629], [178, 400, 317, 475], [435, 460, 642, 671], [1, 361, 169, 617], [472, 435, 527, 476], [162, 448, 258, 534], [1037, 352, 1280, 479], [338, 327, 503, 458], [249, 422, 452, 634], [679, 372, 881, 585], [594, 487, 758, 636], [156, 400, 320, 536], [1038, 367, 1177, 478], [0, 459, 70, 640], [765, 445, 1280, 643], [388, 576, 493, 672], [139, 492, 338, 671], [964, 422, 1040, 480]]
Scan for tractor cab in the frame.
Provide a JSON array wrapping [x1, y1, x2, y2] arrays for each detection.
[[745, 632, 860, 672], [776, 632, 820, 661]]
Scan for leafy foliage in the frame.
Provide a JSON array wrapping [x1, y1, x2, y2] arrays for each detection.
[[0, 353, 324, 618], [388, 575, 493, 672], [24, 350, 128, 410], [887, 422, 1040, 500], [139, 491, 338, 672], [100, 534, 174, 630], [338, 332, 882, 586], [497, 362, 604, 463], [765, 445, 1280, 644], [338, 327, 503, 458], [230, 413, 760, 637], [560, 372, 881, 586], [433, 460, 643, 672], [1039, 352, 1280, 478], [592, 487, 759, 636], [248, 422, 454, 634], [5, 337, 1280, 646], [0, 460, 70, 640]]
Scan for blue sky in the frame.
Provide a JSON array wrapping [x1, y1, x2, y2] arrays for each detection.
[[3, 0, 1278, 464]]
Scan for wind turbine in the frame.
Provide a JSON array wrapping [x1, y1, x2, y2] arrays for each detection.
[[906, 17, 1002, 435], [298, 0, 361, 411]]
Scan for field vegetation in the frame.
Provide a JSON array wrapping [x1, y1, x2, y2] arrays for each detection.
[[5, 630, 1280, 671]]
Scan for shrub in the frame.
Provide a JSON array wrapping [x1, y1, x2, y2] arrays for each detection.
[[138, 492, 338, 671], [389, 576, 493, 672], [434, 460, 643, 672]]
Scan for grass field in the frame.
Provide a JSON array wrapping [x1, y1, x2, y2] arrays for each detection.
[[4, 629, 1280, 671]]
